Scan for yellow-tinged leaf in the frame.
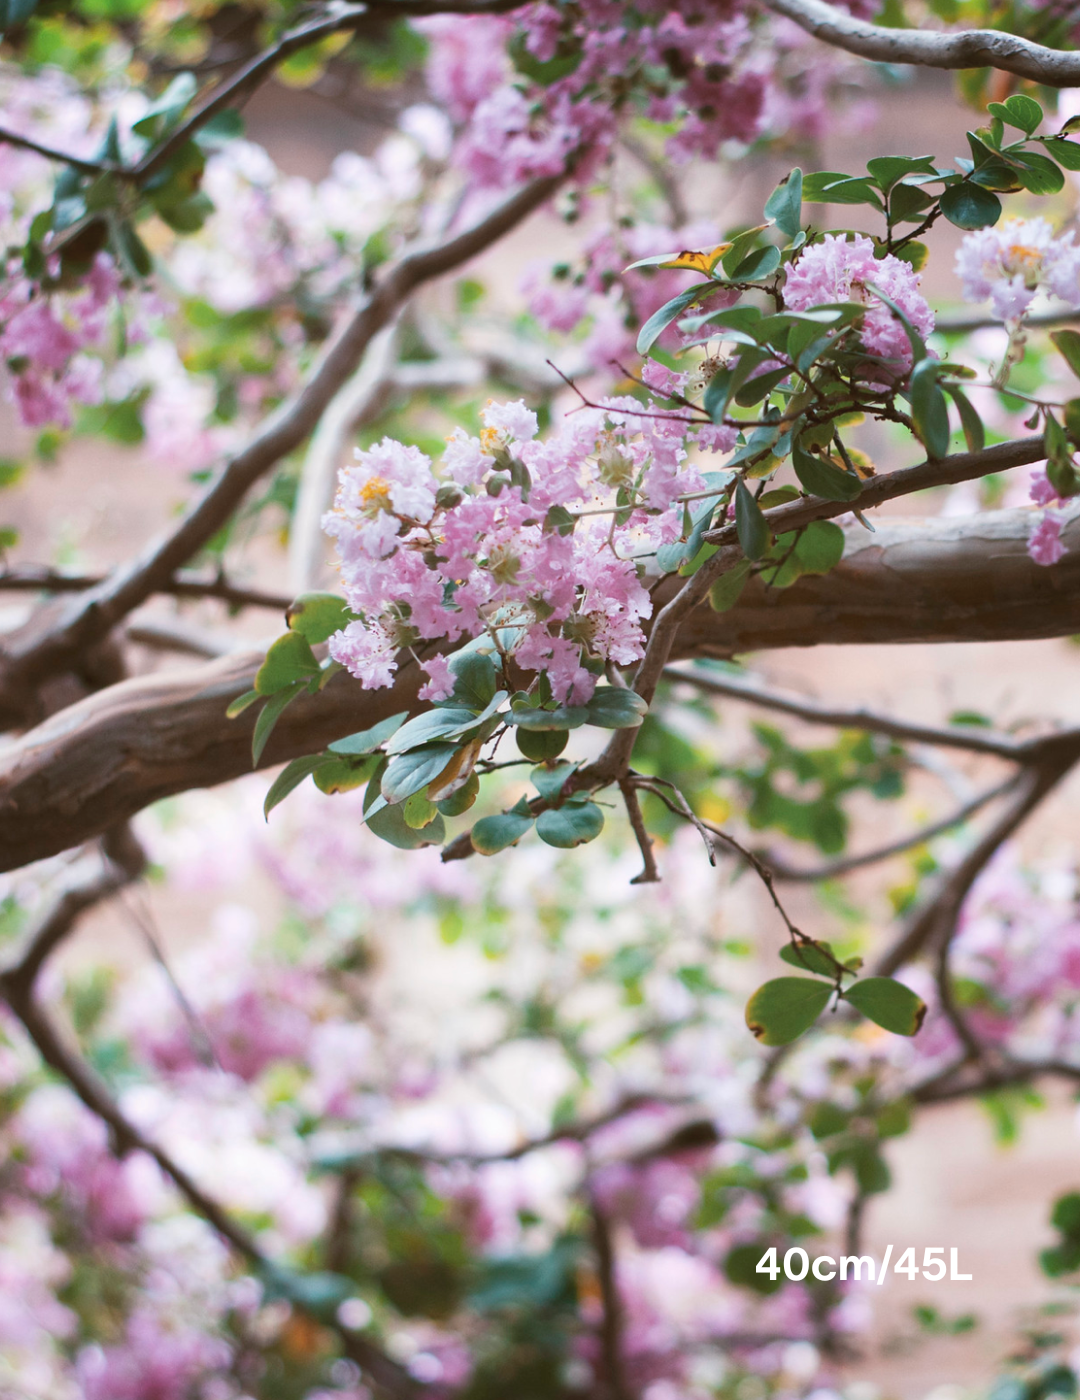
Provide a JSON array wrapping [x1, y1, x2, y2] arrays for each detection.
[[426, 737, 483, 803], [660, 242, 732, 275]]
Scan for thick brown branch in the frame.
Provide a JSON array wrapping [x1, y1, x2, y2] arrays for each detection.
[[1, 506, 1079, 871], [759, 0, 1080, 85], [0, 171, 565, 714]]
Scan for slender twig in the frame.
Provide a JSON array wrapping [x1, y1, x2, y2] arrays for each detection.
[[874, 745, 1080, 975], [0, 564, 292, 612], [0, 125, 118, 175], [621, 779, 660, 884], [662, 664, 1037, 758], [0, 826, 146, 1001], [760, 774, 1022, 882], [936, 308, 1080, 336]]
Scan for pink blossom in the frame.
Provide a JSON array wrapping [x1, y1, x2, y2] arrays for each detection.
[[1028, 511, 1068, 566], [419, 653, 455, 701], [641, 359, 685, 396], [695, 423, 737, 454], [784, 233, 934, 368], [1030, 468, 1061, 507], [956, 216, 1080, 320], [481, 397, 538, 442]]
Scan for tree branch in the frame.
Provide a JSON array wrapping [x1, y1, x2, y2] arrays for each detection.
[[2, 505, 1080, 871], [588, 1190, 633, 1400], [0, 565, 291, 611], [759, 0, 1080, 85], [760, 774, 1022, 882], [874, 740, 1080, 975], [663, 665, 1033, 758]]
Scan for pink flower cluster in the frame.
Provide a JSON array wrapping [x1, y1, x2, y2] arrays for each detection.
[[418, 1, 768, 192], [0, 256, 120, 427], [1027, 470, 1071, 567], [325, 396, 701, 702], [955, 217, 1080, 322], [783, 233, 935, 369]]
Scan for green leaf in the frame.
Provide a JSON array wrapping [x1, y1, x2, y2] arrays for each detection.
[[1051, 329, 1080, 380], [866, 154, 937, 191], [795, 519, 845, 574], [386, 706, 489, 754], [516, 726, 569, 761], [263, 754, 325, 818], [943, 384, 985, 453], [252, 684, 303, 766], [226, 688, 261, 719], [910, 358, 951, 458], [328, 712, 409, 755], [764, 167, 803, 239], [543, 504, 576, 536], [536, 802, 604, 848], [680, 304, 763, 336], [531, 761, 577, 801], [381, 745, 459, 804], [704, 365, 735, 423], [801, 173, 883, 208], [792, 443, 862, 501], [1065, 398, 1080, 446], [448, 651, 498, 709], [313, 757, 371, 795], [780, 941, 840, 977], [1044, 413, 1080, 497], [436, 771, 480, 816], [1006, 148, 1064, 195], [285, 591, 355, 643], [403, 791, 440, 828], [584, 687, 648, 729], [735, 481, 769, 560], [939, 181, 1001, 230], [729, 245, 782, 281], [745, 977, 833, 1046], [1040, 136, 1080, 171], [724, 1242, 784, 1295], [733, 366, 791, 407], [255, 631, 320, 695], [636, 286, 709, 355], [472, 810, 534, 854], [367, 801, 445, 849], [843, 976, 927, 1035], [709, 558, 753, 612], [990, 93, 1043, 135], [510, 702, 589, 730]]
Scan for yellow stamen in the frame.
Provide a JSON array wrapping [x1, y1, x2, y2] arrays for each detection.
[[358, 475, 392, 511]]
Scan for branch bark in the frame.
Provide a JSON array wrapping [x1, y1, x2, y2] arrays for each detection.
[[0, 505, 1078, 871], [759, 0, 1080, 85]]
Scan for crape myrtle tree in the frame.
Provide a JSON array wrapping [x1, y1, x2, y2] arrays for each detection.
[[8, 0, 1080, 1396]]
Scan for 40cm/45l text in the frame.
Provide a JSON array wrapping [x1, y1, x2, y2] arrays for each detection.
[[757, 1246, 972, 1285]]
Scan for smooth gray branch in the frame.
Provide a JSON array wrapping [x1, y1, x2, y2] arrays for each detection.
[[760, 0, 1080, 85]]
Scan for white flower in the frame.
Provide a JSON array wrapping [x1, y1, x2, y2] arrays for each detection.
[[480, 398, 538, 442], [955, 216, 1080, 320]]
